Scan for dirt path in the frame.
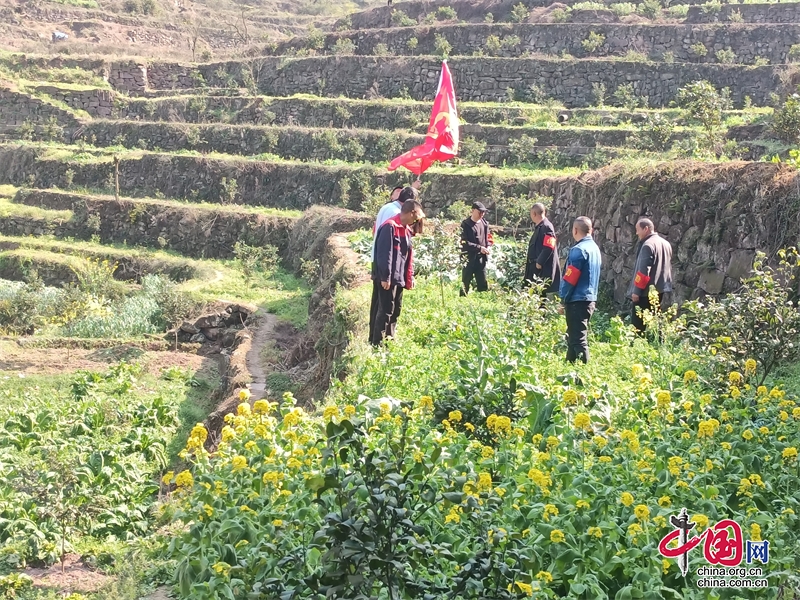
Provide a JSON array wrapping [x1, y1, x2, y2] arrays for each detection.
[[244, 312, 279, 401]]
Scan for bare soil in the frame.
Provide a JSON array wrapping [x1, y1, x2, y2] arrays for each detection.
[[26, 554, 112, 594], [0, 340, 208, 376]]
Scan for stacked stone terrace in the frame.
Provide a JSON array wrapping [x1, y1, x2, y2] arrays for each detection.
[[0, 0, 799, 301]]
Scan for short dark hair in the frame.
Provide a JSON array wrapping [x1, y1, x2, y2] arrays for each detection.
[[574, 216, 592, 235], [401, 199, 423, 214], [531, 202, 546, 216], [636, 217, 655, 231], [398, 187, 419, 203]]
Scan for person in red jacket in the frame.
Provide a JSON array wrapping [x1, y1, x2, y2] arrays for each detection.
[[370, 200, 426, 346]]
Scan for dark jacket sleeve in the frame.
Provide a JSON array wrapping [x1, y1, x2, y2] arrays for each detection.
[[536, 221, 555, 267], [374, 223, 394, 283], [524, 231, 537, 282], [461, 220, 481, 252], [633, 243, 655, 292]]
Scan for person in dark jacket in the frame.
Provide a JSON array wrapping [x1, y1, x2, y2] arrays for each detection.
[[370, 200, 426, 346], [460, 201, 494, 296], [559, 216, 602, 364], [627, 217, 673, 334], [524, 203, 561, 294]]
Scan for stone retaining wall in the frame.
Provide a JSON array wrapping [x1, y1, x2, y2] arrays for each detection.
[[143, 56, 785, 108], [77, 120, 639, 163], [34, 85, 116, 118], [273, 23, 798, 65], [0, 87, 81, 129], [687, 2, 800, 24], [11, 189, 297, 259]]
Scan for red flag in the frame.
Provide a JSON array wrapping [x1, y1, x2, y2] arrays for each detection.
[[388, 61, 459, 175]]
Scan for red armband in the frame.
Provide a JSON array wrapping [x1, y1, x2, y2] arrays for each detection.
[[543, 234, 556, 249], [633, 271, 651, 289], [563, 265, 581, 286]]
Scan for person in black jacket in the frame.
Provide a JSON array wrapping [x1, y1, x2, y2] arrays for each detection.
[[370, 200, 426, 346], [460, 202, 493, 296], [524, 203, 561, 294]]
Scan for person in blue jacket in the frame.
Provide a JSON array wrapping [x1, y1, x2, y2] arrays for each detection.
[[559, 216, 602, 364]]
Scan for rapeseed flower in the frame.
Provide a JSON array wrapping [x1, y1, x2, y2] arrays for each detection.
[[550, 529, 565, 543], [683, 371, 698, 384], [620, 492, 634, 507], [563, 390, 578, 405], [588, 526, 602, 538], [783, 447, 798, 462], [574, 412, 591, 431], [536, 571, 554, 583], [634, 505, 650, 521]]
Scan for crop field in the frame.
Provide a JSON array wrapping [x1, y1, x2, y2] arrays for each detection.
[[1, 0, 800, 596]]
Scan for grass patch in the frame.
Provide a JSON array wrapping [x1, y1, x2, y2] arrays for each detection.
[[0, 198, 73, 221]]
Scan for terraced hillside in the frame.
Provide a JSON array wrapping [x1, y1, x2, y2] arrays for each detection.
[[2, 0, 800, 597]]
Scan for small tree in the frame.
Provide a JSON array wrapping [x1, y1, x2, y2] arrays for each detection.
[[676, 80, 725, 154], [772, 95, 800, 143], [420, 219, 461, 306]]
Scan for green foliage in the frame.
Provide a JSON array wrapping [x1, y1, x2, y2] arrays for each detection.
[[510, 2, 530, 22], [434, 34, 452, 58], [676, 80, 725, 153], [233, 241, 280, 281], [591, 82, 607, 107], [550, 7, 570, 22], [728, 9, 743, 22], [306, 25, 325, 50], [715, 48, 736, 64], [634, 114, 676, 151], [406, 37, 418, 51], [484, 12, 494, 22], [790, 44, 800, 63], [690, 42, 708, 57], [372, 43, 389, 57], [417, 219, 462, 305], [610, 2, 636, 16], [684, 249, 800, 384], [331, 38, 357, 55], [484, 35, 502, 55], [437, 5, 457, 20], [390, 9, 416, 27], [662, 51, 675, 64], [666, 4, 689, 18], [507, 134, 539, 165], [701, 0, 722, 14], [459, 136, 487, 165], [219, 176, 238, 204], [636, 0, 661, 19], [581, 31, 605, 54], [773, 95, 800, 143], [612, 83, 648, 110]]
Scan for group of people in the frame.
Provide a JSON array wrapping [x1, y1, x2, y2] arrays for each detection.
[[368, 185, 673, 364]]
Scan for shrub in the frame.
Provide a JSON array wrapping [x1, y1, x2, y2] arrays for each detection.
[[306, 25, 325, 50], [683, 249, 800, 383], [219, 176, 238, 204], [331, 38, 357, 55], [591, 82, 606, 107], [484, 12, 494, 22], [406, 37, 418, 50], [728, 9, 743, 22], [612, 83, 647, 110], [391, 9, 416, 26], [676, 80, 725, 153], [502, 34, 521, 49], [550, 7, 570, 22], [336, 15, 352, 31], [634, 113, 676, 151], [434, 34, 451, 58], [715, 48, 736, 64], [662, 51, 675, 63], [690, 42, 708, 57], [753, 56, 769, 66], [772, 96, 800, 143], [622, 50, 648, 62], [140, 0, 156, 14], [510, 2, 530, 22], [484, 34, 502, 55], [610, 2, 636, 16], [636, 0, 661, 19], [508, 134, 539, 164], [233, 242, 280, 280], [523, 83, 547, 104], [459, 136, 487, 165], [372, 43, 389, 56], [581, 31, 605, 54], [789, 44, 800, 63], [700, 0, 722, 14], [123, 0, 139, 12], [420, 12, 436, 24], [436, 5, 457, 20], [666, 4, 689, 18]]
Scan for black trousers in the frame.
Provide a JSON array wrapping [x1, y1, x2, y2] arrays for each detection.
[[565, 301, 596, 364], [631, 291, 664, 334], [368, 280, 381, 342], [370, 284, 404, 346], [460, 256, 488, 296]]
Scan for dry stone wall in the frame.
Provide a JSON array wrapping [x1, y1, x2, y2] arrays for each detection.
[[33, 85, 116, 117], [533, 162, 800, 304], [0, 87, 81, 129], [274, 23, 798, 65], [144, 57, 784, 108], [686, 2, 800, 24], [11, 189, 297, 259]]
